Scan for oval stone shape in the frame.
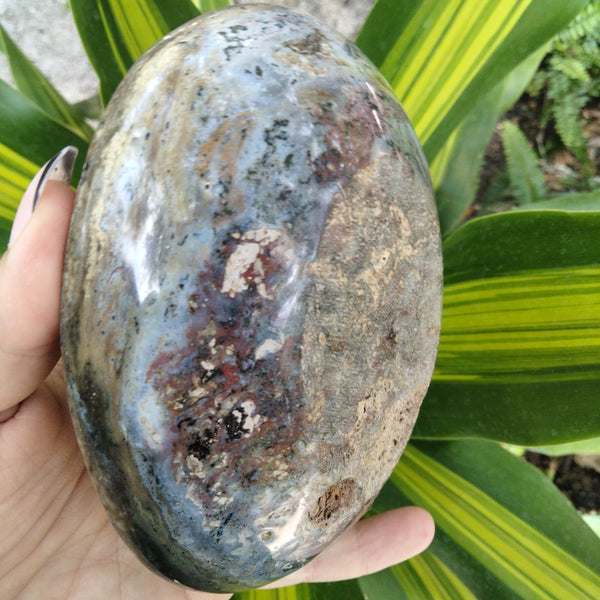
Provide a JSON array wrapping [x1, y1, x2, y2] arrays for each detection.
[[61, 4, 442, 593]]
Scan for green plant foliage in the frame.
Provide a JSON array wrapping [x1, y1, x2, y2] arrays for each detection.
[[1, 1, 599, 598], [361, 440, 600, 599], [515, 189, 600, 211], [393, 444, 600, 599], [432, 47, 547, 233], [531, 436, 600, 456], [419, 210, 600, 444], [528, 0, 600, 167], [233, 580, 365, 600], [192, 0, 230, 11], [0, 140, 39, 223], [0, 80, 88, 188], [0, 23, 93, 140], [501, 120, 547, 204], [361, 550, 478, 600], [356, 0, 586, 163], [69, 0, 201, 105]]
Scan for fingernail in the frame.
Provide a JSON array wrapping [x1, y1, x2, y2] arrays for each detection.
[[8, 146, 79, 248]]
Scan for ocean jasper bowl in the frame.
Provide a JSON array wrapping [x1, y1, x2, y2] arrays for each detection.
[[61, 3, 442, 593]]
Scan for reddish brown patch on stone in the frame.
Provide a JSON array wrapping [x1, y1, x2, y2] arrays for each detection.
[[311, 88, 388, 185], [143, 230, 313, 513], [308, 478, 361, 527]]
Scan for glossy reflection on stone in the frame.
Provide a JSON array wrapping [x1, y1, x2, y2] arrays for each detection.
[[61, 3, 443, 593]]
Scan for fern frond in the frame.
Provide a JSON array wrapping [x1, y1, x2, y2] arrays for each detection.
[[549, 55, 591, 83], [556, 1, 600, 47], [551, 94, 589, 164], [502, 121, 547, 205]]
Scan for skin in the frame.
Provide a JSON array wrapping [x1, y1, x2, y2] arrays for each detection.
[[0, 180, 434, 600]]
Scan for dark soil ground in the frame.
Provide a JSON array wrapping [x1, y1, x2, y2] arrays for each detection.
[[476, 91, 600, 516], [526, 452, 600, 514]]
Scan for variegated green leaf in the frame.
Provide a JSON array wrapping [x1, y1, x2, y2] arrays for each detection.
[[360, 550, 477, 600], [432, 46, 546, 233], [233, 579, 365, 600], [70, 0, 201, 105], [0, 83, 86, 255], [393, 443, 600, 599], [356, 0, 586, 161], [0, 81, 87, 221], [0, 141, 39, 223], [234, 584, 314, 600], [363, 438, 600, 598], [193, 0, 230, 12], [0, 24, 93, 141], [416, 210, 600, 444]]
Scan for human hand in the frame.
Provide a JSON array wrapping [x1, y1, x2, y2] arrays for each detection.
[[0, 148, 434, 600]]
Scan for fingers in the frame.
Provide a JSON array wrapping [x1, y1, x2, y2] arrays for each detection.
[[265, 506, 435, 589], [0, 149, 77, 415]]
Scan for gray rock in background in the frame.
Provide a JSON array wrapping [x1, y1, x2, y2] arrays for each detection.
[[0, 0, 96, 102], [0, 0, 374, 103]]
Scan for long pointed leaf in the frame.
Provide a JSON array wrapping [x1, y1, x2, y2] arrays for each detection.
[[0, 218, 10, 251], [233, 579, 364, 600], [366, 439, 600, 599], [416, 210, 600, 444], [0, 141, 39, 222], [502, 120, 546, 204], [356, 0, 586, 162], [432, 46, 546, 233], [531, 436, 600, 456], [0, 81, 87, 186], [0, 84, 86, 256], [70, 0, 200, 105], [393, 443, 600, 599], [416, 441, 600, 573], [195, 0, 230, 11], [361, 551, 478, 600], [515, 190, 600, 212], [0, 25, 93, 141]]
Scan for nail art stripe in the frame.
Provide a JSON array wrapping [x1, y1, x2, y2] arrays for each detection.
[[7, 146, 78, 248], [32, 146, 79, 210]]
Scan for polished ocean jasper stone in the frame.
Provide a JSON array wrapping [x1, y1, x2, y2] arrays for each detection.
[[60, 3, 443, 593]]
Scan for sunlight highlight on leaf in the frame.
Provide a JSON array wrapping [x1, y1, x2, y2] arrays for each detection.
[[391, 1, 528, 144], [394, 445, 600, 599], [390, 553, 477, 599], [357, 0, 586, 160], [436, 266, 600, 383], [70, 0, 200, 104], [107, 0, 167, 62], [235, 583, 314, 600], [0, 141, 39, 221]]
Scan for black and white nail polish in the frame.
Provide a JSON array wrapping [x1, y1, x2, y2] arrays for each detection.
[[8, 146, 78, 248]]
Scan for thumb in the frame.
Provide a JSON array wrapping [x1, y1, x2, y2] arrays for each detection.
[[0, 147, 77, 417]]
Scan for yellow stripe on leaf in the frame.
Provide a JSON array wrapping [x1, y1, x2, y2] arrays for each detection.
[[383, 0, 530, 144], [108, 0, 167, 61], [395, 445, 600, 600], [0, 142, 39, 221], [392, 552, 478, 599], [435, 266, 600, 383]]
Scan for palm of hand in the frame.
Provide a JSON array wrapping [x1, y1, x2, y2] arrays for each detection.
[[0, 181, 433, 600], [1, 364, 236, 600]]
